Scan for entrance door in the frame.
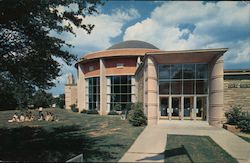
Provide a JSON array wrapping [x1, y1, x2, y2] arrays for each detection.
[[184, 97, 194, 120], [196, 96, 207, 120], [160, 97, 169, 118], [171, 97, 181, 120]]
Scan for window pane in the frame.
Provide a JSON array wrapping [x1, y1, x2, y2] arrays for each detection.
[[183, 64, 195, 79], [171, 65, 182, 79], [127, 76, 132, 84], [127, 85, 131, 93], [121, 76, 127, 84], [159, 65, 170, 79], [196, 64, 208, 79], [196, 80, 208, 94], [159, 81, 170, 94], [113, 76, 120, 84], [121, 95, 128, 102], [183, 80, 194, 94], [171, 81, 182, 94], [114, 86, 120, 93], [121, 85, 128, 93]]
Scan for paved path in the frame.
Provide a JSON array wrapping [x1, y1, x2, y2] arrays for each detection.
[[119, 120, 250, 163]]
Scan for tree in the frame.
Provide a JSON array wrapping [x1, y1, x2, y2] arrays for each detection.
[[0, 0, 102, 110], [31, 90, 53, 108], [52, 94, 65, 109]]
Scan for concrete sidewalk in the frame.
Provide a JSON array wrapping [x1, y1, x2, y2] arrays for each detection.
[[119, 120, 250, 163]]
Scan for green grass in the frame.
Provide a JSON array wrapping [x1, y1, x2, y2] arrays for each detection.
[[0, 108, 144, 162], [239, 136, 250, 143], [165, 135, 237, 163]]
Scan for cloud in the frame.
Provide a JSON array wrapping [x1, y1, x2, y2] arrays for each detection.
[[48, 7, 140, 95], [123, 1, 250, 68]]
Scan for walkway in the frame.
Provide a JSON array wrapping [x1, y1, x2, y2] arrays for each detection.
[[119, 120, 250, 163]]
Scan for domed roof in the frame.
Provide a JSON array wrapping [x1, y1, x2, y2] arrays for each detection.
[[107, 40, 159, 50]]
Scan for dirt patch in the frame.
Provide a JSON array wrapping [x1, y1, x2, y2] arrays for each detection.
[[88, 127, 121, 137]]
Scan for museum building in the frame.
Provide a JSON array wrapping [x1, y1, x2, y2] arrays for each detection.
[[65, 40, 250, 127]]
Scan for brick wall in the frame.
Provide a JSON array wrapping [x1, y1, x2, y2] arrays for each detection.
[[224, 79, 250, 113]]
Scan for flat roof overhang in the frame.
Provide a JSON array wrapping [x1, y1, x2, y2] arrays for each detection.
[[146, 48, 228, 64]]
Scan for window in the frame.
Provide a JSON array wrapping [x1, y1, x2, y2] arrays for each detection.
[[86, 77, 100, 110], [159, 63, 208, 95], [107, 76, 135, 111]]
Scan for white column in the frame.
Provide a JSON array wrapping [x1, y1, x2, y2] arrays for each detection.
[[77, 64, 85, 112], [100, 59, 107, 115]]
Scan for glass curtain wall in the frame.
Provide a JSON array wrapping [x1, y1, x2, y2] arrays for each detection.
[[159, 64, 208, 95], [85, 77, 100, 110], [107, 76, 135, 112], [159, 63, 208, 120]]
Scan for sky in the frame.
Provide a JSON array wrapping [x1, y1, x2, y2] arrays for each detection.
[[48, 1, 250, 95]]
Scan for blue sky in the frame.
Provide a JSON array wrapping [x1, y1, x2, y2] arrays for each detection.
[[48, 1, 250, 95]]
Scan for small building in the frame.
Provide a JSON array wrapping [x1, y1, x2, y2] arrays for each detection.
[[65, 40, 250, 127]]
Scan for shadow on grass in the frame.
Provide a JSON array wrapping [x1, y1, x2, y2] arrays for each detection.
[[0, 125, 120, 162], [165, 145, 193, 163]]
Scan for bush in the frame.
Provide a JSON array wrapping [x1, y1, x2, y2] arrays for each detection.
[[80, 109, 87, 114], [113, 103, 122, 111], [237, 113, 250, 133], [128, 102, 147, 126], [70, 104, 78, 112], [225, 106, 242, 125], [108, 110, 119, 115], [86, 109, 99, 114]]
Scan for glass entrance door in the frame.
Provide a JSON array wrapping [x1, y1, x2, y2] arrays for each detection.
[[171, 97, 181, 120], [184, 97, 194, 120], [196, 96, 207, 120], [160, 97, 169, 118]]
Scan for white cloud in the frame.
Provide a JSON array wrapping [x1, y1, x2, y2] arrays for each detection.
[[124, 1, 250, 67]]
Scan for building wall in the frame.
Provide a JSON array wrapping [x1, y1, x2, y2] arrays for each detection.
[[224, 79, 250, 113], [65, 84, 77, 110], [104, 57, 137, 75], [82, 60, 100, 77]]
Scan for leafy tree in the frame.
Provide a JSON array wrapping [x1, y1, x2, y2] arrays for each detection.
[[0, 0, 102, 110], [52, 94, 65, 109], [31, 90, 53, 108]]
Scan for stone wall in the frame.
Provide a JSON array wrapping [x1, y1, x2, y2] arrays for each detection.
[[65, 84, 77, 110], [224, 79, 250, 113]]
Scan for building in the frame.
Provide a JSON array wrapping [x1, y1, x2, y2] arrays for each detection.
[[65, 40, 250, 127]]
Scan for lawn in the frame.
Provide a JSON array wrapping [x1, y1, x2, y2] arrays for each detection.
[[0, 108, 144, 162], [165, 135, 237, 163]]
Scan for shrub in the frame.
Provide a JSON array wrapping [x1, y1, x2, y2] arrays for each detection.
[[108, 110, 119, 115], [113, 103, 122, 111], [225, 106, 242, 125], [128, 102, 147, 126], [237, 113, 250, 133], [80, 109, 87, 114], [70, 104, 78, 112], [86, 109, 99, 114]]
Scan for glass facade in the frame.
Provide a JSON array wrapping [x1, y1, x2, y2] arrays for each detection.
[[159, 63, 208, 120], [159, 63, 208, 95], [85, 77, 100, 110], [107, 76, 135, 111]]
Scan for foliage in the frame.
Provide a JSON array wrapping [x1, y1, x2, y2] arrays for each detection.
[[113, 103, 122, 111], [225, 106, 242, 125], [80, 109, 87, 114], [70, 104, 78, 112], [53, 94, 65, 109], [128, 102, 147, 126], [0, 0, 102, 109], [108, 110, 119, 115], [30, 90, 53, 108], [86, 109, 99, 114], [237, 114, 250, 133], [225, 106, 250, 133]]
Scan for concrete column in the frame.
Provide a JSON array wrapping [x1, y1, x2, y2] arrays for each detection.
[[209, 55, 224, 127], [145, 56, 158, 125], [100, 58, 107, 115], [77, 64, 85, 112]]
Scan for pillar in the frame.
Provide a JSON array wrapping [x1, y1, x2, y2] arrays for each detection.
[[100, 58, 107, 115], [77, 64, 85, 112], [209, 55, 224, 127], [145, 56, 158, 125]]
